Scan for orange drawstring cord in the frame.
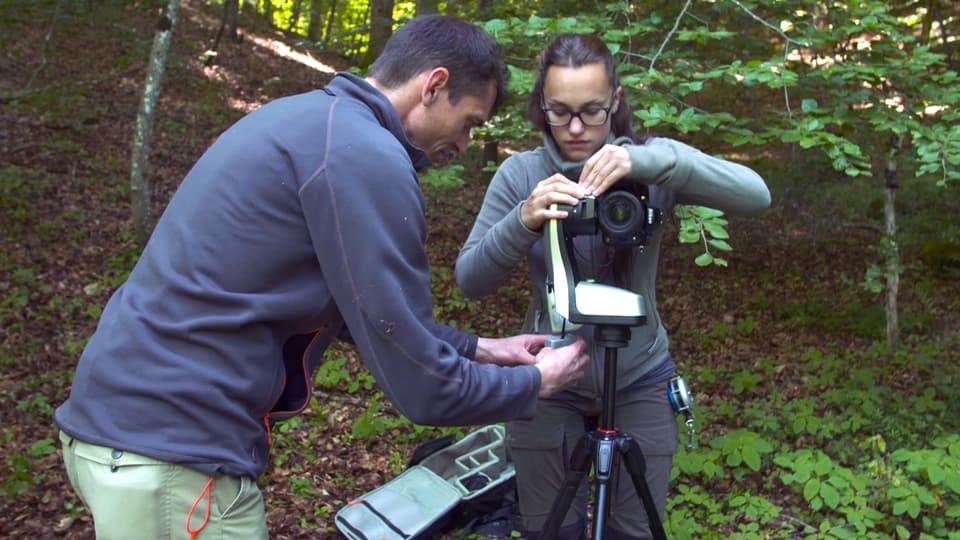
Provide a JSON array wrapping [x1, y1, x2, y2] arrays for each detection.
[[186, 477, 214, 539], [263, 415, 272, 446]]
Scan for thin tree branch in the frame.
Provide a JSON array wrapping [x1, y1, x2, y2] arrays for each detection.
[[726, 0, 808, 118], [727, 0, 805, 47], [648, 0, 692, 72], [25, 0, 62, 91]]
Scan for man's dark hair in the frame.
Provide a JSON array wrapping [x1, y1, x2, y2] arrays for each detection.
[[527, 33, 647, 144], [368, 15, 508, 111]]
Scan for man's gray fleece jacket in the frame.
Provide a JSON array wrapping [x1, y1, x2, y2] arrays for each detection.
[[456, 133, 771, 396], [54, 73, 541, 479]]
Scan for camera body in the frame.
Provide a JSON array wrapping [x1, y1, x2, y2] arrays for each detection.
[[558, 185, 662, 247]]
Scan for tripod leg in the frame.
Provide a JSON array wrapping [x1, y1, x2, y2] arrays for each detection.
[[590, 436, 619, 540], [618, 438, 667, 540], [540, 433, 594, 539]]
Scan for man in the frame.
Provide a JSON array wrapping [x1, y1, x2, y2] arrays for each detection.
[[54, 15, 588, 539]]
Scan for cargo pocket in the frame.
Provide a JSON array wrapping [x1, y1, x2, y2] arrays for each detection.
[[507, 416, 587, 528], [212, 475, 268, 539], [507, 417, 566, 452], [213, 476, 261, 518]]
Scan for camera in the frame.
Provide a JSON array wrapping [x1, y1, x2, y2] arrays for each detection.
[[557, 184, 662, 247]]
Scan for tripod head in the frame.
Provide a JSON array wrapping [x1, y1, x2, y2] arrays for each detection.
[[544, 203, 647, 334]]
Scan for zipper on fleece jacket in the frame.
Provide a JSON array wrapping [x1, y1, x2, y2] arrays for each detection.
[[261, 326, 328, 447]]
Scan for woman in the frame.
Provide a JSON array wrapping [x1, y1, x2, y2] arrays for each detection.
[[455, 34, 770, 539]]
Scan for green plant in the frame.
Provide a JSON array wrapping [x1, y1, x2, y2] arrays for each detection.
[[675, 205, 733, 266], [4, 437, 56, 498], [420, 164, 466, 188], [315, 356, 350, 390], [15, 394, 54, 418], [350, 393, 460, 445]]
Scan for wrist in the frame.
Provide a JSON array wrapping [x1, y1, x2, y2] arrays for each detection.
[[517, 202, 541, 232], [474, 337, 493, 364]]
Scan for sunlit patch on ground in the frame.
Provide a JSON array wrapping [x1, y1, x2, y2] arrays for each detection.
[[246, 34, 337, 74]]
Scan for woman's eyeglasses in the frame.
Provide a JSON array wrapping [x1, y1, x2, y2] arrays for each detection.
[[541, 95, 615, 127]]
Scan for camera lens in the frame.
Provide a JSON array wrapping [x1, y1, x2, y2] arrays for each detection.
[[609, 203, 630, 225], [598, 191, 643, 235]]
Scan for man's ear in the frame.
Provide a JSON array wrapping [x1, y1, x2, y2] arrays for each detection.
[[612, 85, 624, 114], [421, 67, 450, 105]]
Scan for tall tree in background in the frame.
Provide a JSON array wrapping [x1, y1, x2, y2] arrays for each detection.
[[208, 0, 241, 63], [262, 0, 273, 28], [415, 0, 438, 16], [287, 0, 304, 32], [324, 0, 338, 46], [308, 0, 323, 40], [362, 0, 393, 67], [476, 0, 493, 20], [225, 0, 238, 41], [130, 0, 179, 246]]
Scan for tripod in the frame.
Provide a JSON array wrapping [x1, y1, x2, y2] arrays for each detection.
[[540, 325, 668, 540]]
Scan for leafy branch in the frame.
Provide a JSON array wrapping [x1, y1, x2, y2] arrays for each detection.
[[675, 205, 733, 267]]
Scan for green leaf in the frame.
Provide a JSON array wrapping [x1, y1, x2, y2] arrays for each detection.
[[703, 223, 730, 239], [695, 253, 714, 266], [679, 230, 701, 244], [742, 446, 761, 471], [814, 453, 833, 476], [801, 99, 818, 112], [820, 483, 840, 509], [906, 496, 921, 518], [708, 239, 733, 251], [944, 472, 960, 494], [927, 464, 945, 484], [693, 206, 725, 218], [804, 478, 821, 501]]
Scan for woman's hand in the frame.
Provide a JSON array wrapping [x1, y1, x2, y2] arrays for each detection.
[[578, 144, 632, 196], [519, 174, 587, 231]]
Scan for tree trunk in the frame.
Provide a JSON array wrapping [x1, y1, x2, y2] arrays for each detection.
[[225, 0, 238, 41], [130, 0, 179, 246], [287, 0, 303, 32], [883, 136, 901, 354], [263, 0, 274, 29], [323, 0, 337, 46], [415, 0, 438, 16], [362, 0, 393, 67], [483, 141, 498, 178], [307, 0, 323, 41], [207, 0, 229, 64], [476, 0, 494, 20]]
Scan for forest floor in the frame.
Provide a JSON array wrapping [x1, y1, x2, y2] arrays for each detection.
[[1, 3, 958, 539]]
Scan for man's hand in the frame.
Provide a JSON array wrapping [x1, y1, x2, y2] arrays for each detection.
[[535, 337, 589, 397], [475, 334, 547, 366]]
